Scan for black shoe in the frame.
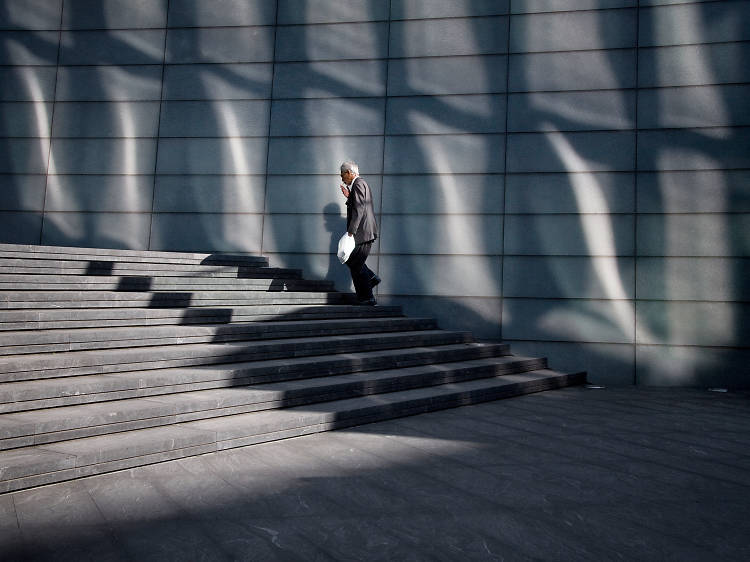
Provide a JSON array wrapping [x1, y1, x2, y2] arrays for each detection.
[[358, 298, 377, 306], [369, 275, 381, 289]]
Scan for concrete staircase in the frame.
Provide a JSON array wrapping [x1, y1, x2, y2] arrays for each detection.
[[0, 243, 585, 493]]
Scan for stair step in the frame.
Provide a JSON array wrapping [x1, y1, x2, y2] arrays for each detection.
[[0, 243, 268, 267], [0, 264, 301, 278], [0, 291, 356, 309], [0, 276, 333, 291], [0, 342, 510, 413], [0, 304, 404, 331], [0, 288, 340, 303], [0, 356, 547, 450], [0, 369, 585, 493], [0, 329, 474, 382], [0, 316, 434, 355]]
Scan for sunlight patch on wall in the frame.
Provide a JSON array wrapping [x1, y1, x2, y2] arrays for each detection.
[[544, 126, 640, 344]]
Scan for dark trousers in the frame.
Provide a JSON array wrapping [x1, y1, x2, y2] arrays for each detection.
[[345, 241, 376, 301]]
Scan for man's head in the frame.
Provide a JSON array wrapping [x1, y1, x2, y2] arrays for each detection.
[[340, 161, 359, 185]]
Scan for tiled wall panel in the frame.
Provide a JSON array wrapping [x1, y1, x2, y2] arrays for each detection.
[[56, 66, 163, 101], [0, 139, 50, 173], [166, 27, 274, 64], [0, 0, 63, 30], [503, 298, 635, 344], [503, 256, 635, 300], [638, 1, 750, 47], [636, 170, 750, 214], [267, 137, 383, 175], [52, 102, 160, 138], [379, 214, 503, 255], [505, 173, 635, 214], [0, 102, 53, 136], [0, 212, 44, 244], [61, 0, 167, 30], [388, 55, 507, 96], [636, 257, 750, 302], [49, 138, 157, 174], [510, 9, 636, 53], [162, 63, 273, 100], [149, 213, 263, 253], [156, 138, 267, 175], [159, 100, 270, 138], [638, 85, 750, 129], [382, 175, 504, 215], [385, 134, 506, 174], [278, 0, 388, 24], [387, 95, 507, 135], [390, 17, 509, 58], [0, 30, 59, 64], [507, 132, 636, 173], [273, 60, 386, 99], [154, 176, 266, 213], [509, 50, 637, 92], [45, 176, 154, 212], [270, 98, 385, 137], [59, 30, 165, 65], [507, 91, 635, 132], [378, 255, 502, 298], [275, 22, 388, 62], [265, 175, 380, 215], [0, 67, 57, 100], [504, 215, 635, 256], [392, 0, 509, 20], [168, 0, 276, 27], [0, 176, 47, 211], [41, 212, 151, 249]]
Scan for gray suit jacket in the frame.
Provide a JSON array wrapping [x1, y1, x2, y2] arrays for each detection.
[[346, 176, 378, 245]]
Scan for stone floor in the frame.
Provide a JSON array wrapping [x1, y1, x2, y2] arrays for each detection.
[[1, 386, 748, 561]]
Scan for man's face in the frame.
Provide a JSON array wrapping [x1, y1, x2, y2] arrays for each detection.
[[340, 170, 354, 185]]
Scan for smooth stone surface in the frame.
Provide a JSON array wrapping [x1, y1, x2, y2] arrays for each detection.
[[3, 388, 745, 560]]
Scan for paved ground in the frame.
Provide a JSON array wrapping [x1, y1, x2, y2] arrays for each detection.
[[1, 386, 748, 561]]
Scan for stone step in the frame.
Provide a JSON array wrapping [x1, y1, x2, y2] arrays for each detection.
[[0, 355, 547, 450], [0, 243, 268, 267], [0, 276, 334, 292], [0, 304, 404, 331], [0, 290, 356, 309], [0, 329, 474, 382], [0, 316, 433, 355], [0, 369, 585, 493], [0, 263, 302, 278], [0, 342, 510, 413]]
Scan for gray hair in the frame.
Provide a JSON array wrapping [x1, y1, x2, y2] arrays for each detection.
[[340, 160, 359, 175]]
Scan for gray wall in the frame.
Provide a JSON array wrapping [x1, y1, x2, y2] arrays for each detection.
[[1, 0, 748, 387]]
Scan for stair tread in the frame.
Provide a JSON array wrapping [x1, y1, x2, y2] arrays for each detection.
[[0, 330, 474, 382], [0, 264, 290, 276], [0, 316, 425, 347], [0, 306, 404, 331], [0, 369, 578, 482], [0, 356, 546, 440], [0, 243, 267, 265], [0, 342, 510, 407]]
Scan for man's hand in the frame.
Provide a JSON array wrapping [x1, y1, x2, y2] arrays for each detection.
[[340, 183, 350, 198]]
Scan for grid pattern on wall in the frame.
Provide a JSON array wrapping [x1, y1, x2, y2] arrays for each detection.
[[0, 0, 748, 386]]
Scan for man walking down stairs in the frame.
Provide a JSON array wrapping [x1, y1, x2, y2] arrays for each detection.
[[0, 243, 585, 493]]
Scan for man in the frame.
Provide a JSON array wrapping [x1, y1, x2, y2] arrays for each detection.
[[339, 160, 380, 305]]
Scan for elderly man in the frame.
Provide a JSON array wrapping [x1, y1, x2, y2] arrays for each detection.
[[339, 160, 380, 305]]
